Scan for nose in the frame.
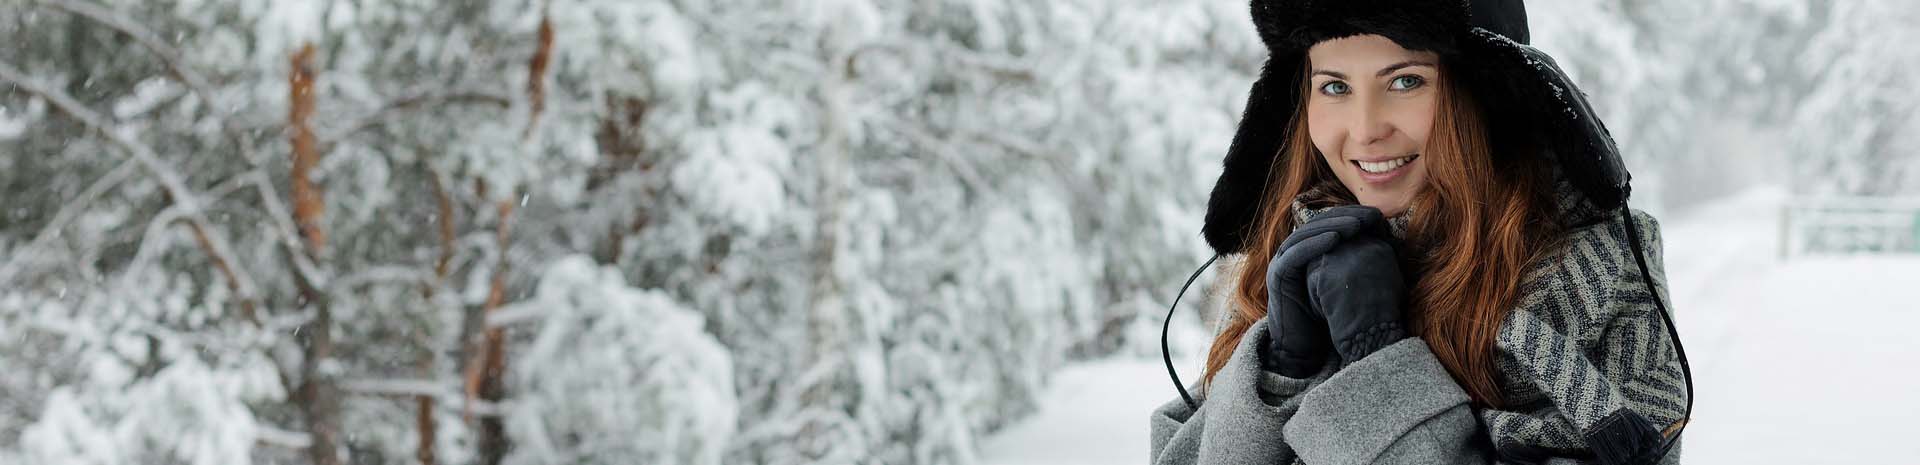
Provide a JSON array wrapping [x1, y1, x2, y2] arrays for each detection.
[[1350, 96, 1395, 147]]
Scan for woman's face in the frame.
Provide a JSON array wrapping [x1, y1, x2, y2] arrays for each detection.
[[1304, 34, 1441, 218]]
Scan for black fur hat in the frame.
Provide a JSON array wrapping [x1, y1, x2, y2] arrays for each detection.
[[1202, 0, 1629, 256]]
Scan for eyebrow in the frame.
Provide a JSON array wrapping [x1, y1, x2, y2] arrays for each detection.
[[1310, 60, 1439, 80]]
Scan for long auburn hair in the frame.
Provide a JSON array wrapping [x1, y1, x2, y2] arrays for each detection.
[[1201, 58, 1562, 407]]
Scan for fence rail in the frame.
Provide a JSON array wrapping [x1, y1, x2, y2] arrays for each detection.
[[1780, 196, 1920, 258]]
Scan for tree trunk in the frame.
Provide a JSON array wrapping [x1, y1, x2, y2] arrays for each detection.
[[795, 37, 858, 461], [468, 195, 516, 465], [289, 42, 342, 465]]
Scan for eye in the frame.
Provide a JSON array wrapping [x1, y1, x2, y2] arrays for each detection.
[[1389, 75, 1426, 91], [1318, 81, 1351, 96]]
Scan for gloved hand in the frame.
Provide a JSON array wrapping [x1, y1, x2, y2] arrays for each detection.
[[1263, 205, 1392, 377], [1306, 223, 1409, 367]]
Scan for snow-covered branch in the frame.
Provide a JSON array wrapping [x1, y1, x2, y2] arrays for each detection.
[[329, 266, 435, 293], [254, 424, 314, 450], [27, 0, 340, 307], [0, 58, 263, 320], [881, 120, 991, 195], [32, 0, 281, 170], [341, 378, 515, 426], [341, 378, 457, 398], [242, 171, 331, 289], [318, 89, 513, 152], [850, 37, 1039, 83], [341, 378, 520, 419], [0, 158, 136, 284], [484, 303, 544, 329], [32, 0, 219, 107]]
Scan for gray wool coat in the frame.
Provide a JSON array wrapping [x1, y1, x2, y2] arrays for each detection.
[[1149, 203, 1688, 465]]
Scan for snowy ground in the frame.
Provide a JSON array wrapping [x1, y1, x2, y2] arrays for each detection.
[[979, 188, 1920, 463]]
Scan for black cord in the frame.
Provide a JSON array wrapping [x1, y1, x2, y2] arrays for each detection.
[[1163, 254, 1219, 410], [1620, 206, 1694, 462]]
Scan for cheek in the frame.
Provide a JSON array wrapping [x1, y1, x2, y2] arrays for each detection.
[[1305, 106, 1342, 162], [1399, 99, 1438, 150]]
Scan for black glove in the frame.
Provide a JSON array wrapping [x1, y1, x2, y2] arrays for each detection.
[[1306, 224, 1409, 367], [1263, 205, 1390, 377]]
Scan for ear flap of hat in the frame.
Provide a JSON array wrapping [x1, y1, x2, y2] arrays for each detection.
[[1204, 54, 1305, 256], [1458, 29, 1629, 213]]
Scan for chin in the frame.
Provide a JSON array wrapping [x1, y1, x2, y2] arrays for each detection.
[[1358, 197, 1413, 218]]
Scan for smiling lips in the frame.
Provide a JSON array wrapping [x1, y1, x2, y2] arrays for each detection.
[[1351, 154, 1419, 184], [1355, 154, 1417, 173]]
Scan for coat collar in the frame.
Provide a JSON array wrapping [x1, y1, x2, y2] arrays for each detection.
[[1286, 184, 1414, 241]]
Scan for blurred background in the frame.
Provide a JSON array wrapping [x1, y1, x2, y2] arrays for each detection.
[[0, 0, 1915, 464]]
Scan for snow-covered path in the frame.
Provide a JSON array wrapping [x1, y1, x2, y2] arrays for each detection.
[[1663, 189, 1920, 462], [980, 188, 1920, 463]]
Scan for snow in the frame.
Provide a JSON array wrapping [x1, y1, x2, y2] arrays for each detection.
[[979, 187, 1920, 464], [20, 356, 274, 465], [248, 0, 325, 68], [0, 98, 35, 140], [1663, 188, 1920, 462], [3, 1, 1915, 463], [110, 78, 181, 121], [504, 256, 738, 465], [670, 123, 792, 236], [17, 391, 119, 465], [977, 356, 1199, 464]]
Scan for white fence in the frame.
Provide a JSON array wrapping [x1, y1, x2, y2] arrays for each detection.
[[1780, 196, 1920, 258]]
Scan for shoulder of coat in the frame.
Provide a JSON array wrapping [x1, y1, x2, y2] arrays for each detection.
[[1504, 208, 1666, 337]]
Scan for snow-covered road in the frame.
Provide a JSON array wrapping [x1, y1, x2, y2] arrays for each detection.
[[980, 188, 1920, 463]]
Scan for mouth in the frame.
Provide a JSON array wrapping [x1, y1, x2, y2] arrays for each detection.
[[1351, 154, 1419, 183]]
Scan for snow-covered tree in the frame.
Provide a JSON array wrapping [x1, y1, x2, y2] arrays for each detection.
[[498, 256, 734, 465], [3, 1, 1913, 464]]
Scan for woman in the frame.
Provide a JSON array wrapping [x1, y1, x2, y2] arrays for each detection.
[[1150, 1, 1693, 464]]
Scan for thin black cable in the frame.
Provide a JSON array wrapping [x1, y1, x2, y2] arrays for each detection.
[[1620, 206, 1694, 463], [1163, 254, 1219, 410]]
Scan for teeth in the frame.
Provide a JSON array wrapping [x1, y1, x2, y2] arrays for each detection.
[[1357, 155, 1416, 174]]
